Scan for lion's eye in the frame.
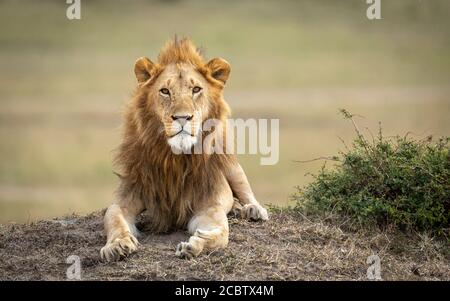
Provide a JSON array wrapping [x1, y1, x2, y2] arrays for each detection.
[[192, 86, 202, 94], [159, 88, 170, 96]]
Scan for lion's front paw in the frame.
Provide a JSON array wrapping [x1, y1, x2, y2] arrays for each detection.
[[243, 204, 269, 221], [100, 234, 139, 262], [175, 242, 199, 259]]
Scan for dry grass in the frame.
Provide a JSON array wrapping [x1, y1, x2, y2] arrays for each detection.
[[0, 211, 448, 280]]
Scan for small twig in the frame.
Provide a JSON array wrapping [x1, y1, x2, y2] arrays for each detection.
[[337, 135, 350, 152], [113, 171, 124, 179], [365, 127, 375, 144], [292, 156, 340, 163], [403, 130, 429, 140], [295, 210, 312, 223]]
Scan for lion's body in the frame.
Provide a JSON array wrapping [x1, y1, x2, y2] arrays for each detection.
[[100, 38, 268, 261]]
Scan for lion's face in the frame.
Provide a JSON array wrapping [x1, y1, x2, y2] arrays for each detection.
[[152, 63, 210, 152], [133, 42, 231, 152]]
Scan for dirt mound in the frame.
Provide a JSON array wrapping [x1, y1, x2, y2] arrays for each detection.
[[0, 211, 448, 280]]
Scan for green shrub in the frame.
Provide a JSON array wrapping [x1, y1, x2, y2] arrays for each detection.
[[293, 109, 450, 236]]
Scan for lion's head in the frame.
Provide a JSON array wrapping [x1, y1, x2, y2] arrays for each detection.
[[132, 38, 231, 153]]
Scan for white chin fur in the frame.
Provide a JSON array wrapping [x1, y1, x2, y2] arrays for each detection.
[[168, 133, 198, 154]]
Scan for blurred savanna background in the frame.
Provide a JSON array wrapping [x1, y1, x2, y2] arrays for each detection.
[[0, 0, 449, 223]]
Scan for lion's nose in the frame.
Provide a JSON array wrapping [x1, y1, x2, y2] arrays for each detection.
[[171, 114, 193, 126]]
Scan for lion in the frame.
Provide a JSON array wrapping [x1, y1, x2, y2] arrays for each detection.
[[100, 38, 268, 261]]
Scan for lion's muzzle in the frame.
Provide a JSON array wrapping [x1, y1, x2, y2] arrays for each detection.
[[166, 114, 200, 153]]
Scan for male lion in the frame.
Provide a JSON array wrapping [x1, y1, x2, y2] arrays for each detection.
[[100, 38, 268, 261]]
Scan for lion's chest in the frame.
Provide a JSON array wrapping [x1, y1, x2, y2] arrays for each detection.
[[139, 166, 221, 231]]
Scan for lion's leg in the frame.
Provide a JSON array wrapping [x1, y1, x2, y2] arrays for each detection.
[[100, 194, 144, 262], [175, 182, 233, 259], [175, 206, 229, 259], [225, 162, 269, 221]]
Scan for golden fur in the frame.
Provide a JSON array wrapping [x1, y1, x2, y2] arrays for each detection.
[[101, 38, 268, 261]]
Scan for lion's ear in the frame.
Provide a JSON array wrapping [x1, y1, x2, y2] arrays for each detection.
[[134, 57, 157, 83], [206, 58, 231, 84]]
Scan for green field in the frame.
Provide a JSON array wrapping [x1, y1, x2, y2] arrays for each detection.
[[1, 0, 449, 222]]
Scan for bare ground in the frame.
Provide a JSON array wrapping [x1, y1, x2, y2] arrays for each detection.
[[0, 210, 448, 281]]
